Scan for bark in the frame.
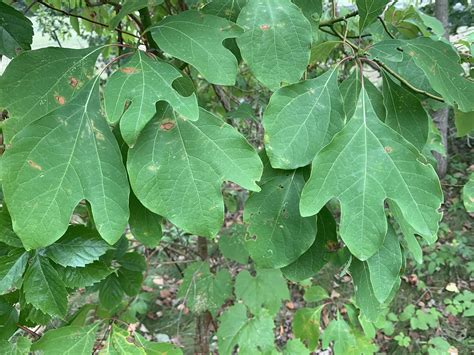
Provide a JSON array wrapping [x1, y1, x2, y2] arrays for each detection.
[[433, 0, 450, 178], [195, 237, 211, 354]]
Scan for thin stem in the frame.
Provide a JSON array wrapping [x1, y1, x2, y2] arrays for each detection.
[[37, 0, 141, 39], [319, 10, 358, 27], [378, 16, 396, 39]]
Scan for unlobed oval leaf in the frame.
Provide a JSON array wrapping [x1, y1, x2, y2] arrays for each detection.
[[0, 2, 33, 58], [236, 0, 313, 90]]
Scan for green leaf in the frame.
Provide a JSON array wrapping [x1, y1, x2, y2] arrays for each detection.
[[372, 38, 474, 112], [0, 336, 31, 355], [321, 317, 357, 354], [300, 88, 442, 260], [202, 0, 247, 21], [118, 252, 147, 272], [217, 303, 275, 355], [0, 208, 23, 248], [218, 224, 250, 264], [129, 192, 163, 248], [0, 2, 33, 58], [44, 226, 109, 267], [244, 164, 317, 268], [0, 249, 28, 294], [30, 324, 99, 355], [58, 261, 112, 288], [127, 105, 262, 237], [0, 297, 18, 340], [0, 47, 101, 142], [236, 0, 312, 90], [293, 306, 322, 351], [136, 334, 182, 355], [356, 0, 388, 32], [104, 50, 199, 146], [23, 255, 68, 318], [263, 68, 344, 169], [283, 339, 309, 354], [109, 0, 164, 29], [101, 325, 146, 354], [235, 269, 289, 315], [149, 10, 242, 85], [304, 285, 328, 303], [281, 207, 337, 281], [177, 261, 232, 315], [463, 174, 474, 213], [99, 273, 125, 310], [1, 81, 130, 249], [382, 72, 429, 151], [454, 109, 474, 137], [366, 225, 402, 303]]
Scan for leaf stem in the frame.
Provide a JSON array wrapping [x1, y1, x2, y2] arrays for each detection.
[[378, 16, 396, 39], [319, 10, 359, 27]]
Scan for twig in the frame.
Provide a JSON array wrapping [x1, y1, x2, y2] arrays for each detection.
[[378, 16, 396, 39], [319, 10, 358, 27], [37, 0, 141, 39], [16, 324, 40, 338]]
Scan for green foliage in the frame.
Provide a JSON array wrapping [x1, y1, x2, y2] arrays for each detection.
[[30, 324, 99, 354], [0, 2, 33, 58]]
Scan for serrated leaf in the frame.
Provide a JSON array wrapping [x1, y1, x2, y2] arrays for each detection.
[[371, 38, 474, 112], [0, 47, 101, 142], [366, 225, 402, 303], [0, 2, 33, 58], [463, 174, 474, 213], [218, 224, 250, 264], [201, 0, 247, 21], [300, 88, 442, 260], [235, 269, 289, 315], [23, 255, 68, 318], [283, 339, 309, 354], [356, 0, 388, 32], [2, 81, 130, 249], [382, 72, 429, 151], [109, 0, 164, 29], [217, 303, 275, 355], [118, 268, 143, 297], [128, 105, 262, 237], [104, 50, 199, 146], [293, 306, 322, 351], [0, 248, 28, 294], [263, 68, 344, 169], [177, 261, 232, 315], [99, 273, 124, 310], [236, 0, 312, 90], [281, 207, 337, 281], [0, 336, 31, 355], [118, 252, 147, 272], [101, 325, 146, 355], [58, 261, 112, 288], [244, 165, 316, 268], [30, 324, 99, 355], [129, 192, 163, 248], [304, 285, 328, 303], [321, 317, 357, 354], [149, 10, 242, 85], [135, 333, 183, 355], [44, 226, 110, 267]]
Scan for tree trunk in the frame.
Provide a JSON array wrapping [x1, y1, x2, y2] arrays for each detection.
[[195, 237, 211, 354], [433, 0, 449, 178]]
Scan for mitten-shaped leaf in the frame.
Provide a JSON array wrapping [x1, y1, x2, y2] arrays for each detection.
[[1, 81, 130, 249], [127, 104, 262, 237], [263, 68, 344, 169], [244, 157, 316, 268], [300, 88, 442, 260], [104, 50, 199, 146], [0, 47, 101, 142], [149, 10, 242, 85], [236, 0, 312, 90], [0, 2, 33, 58]]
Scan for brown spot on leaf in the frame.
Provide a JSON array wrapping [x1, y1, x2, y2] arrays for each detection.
[[55, 95, 65, 105], [69, 77, 79, 88], [27, 160, 42, 171], [326, 240, 339, 252], [124, 99, 132, 111], [260, 24, 270, 30], [160, 121, 175, 131], [384, 146, 393, 153], [120, 67, 138, 74]]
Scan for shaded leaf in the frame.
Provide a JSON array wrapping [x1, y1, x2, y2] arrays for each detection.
[[201, 0, 247, 21], [463, 174, 474, 213], [0, 2, 33, 58], [109, 0, 164, 29], [150, 10, 242, 85], [321, 317, 357, 354], [300, 88, 442, 260], [2, 81, 130, 249], [0, 297, 18, 340], [263, 68, 344, 169], [129, 192, 163, 248], [454, 109, 474, 137], [23, 255, 68, 318], [218, 224, 250, 264], [235, 269, 289, 315], [58, 261, 113, 289], [293, 306, 322, 351], [99, 273, 124, 311], [0, 336, 31, 355], [128, 105, 262, 237], [0, 248, 29, 294], [104, 50, 199, 146], [236, 0, 312, 90]]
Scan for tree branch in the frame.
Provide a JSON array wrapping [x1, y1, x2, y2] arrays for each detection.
[[319, 10, 358, 27]]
